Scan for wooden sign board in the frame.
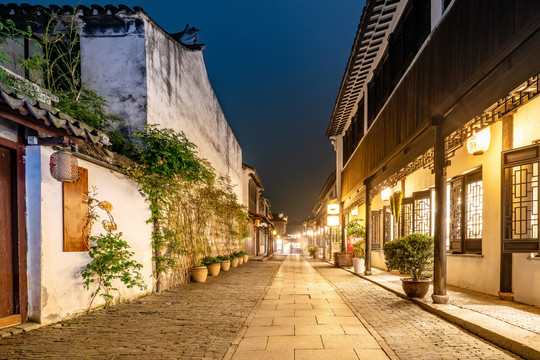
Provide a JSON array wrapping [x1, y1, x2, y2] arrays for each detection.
[[63, 167, 89, 252]]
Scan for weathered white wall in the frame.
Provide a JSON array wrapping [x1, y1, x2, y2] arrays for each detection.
[[143, 18, 243, 203], [80, 19, 148, 134], [26, 146, 153, 324]]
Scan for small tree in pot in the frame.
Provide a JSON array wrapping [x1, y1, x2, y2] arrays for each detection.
[[383, 233, 434, 298], [307, 245, 319, 258], [347, 219, 366, 274]]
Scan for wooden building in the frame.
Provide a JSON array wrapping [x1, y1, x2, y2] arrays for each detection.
[[328, 0, 540, 305]]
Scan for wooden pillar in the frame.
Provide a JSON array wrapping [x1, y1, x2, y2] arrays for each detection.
[[499, 114, 514, 300], [364, 181, 372, 275], [341, 202, 347, 253], [432, 120, 449, 304]]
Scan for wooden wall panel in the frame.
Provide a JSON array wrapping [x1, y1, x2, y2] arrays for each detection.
[[63, 167, 89, 252], [0, 146, 14, 318]]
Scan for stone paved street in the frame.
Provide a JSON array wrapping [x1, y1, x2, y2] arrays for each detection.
[[0, 257, 283, 360], [309, 259, 521, 360]]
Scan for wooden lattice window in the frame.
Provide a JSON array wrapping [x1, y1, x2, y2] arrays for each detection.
[[371, 210, 381, 250], [449, 170, 483, 253], [413, 190, 431, 235], [401, 198, 413, 237], [502, 145, 540, 253]]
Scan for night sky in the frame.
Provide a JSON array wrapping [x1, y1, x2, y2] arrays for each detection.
[[10, 0, 366, 222]]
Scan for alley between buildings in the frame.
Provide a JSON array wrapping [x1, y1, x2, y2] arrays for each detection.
[[0, 255, 523, 360]]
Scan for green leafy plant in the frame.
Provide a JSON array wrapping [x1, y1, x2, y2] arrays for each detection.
[[81, 195, 146, 311], [346, 219, 365, 238], [201, 256, 220, 266], [217, 255, 231, 262], [307, 245, 319, 257], [383, 233, 434, 281], [352, 241, 365, 259]]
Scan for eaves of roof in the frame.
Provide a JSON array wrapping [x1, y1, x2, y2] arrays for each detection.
[[326, 0, 401, 138], [0, 83, 110, 146]]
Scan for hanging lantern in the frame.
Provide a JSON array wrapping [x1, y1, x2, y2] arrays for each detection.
[[327, 215, 339, 226], [50, 151, 79, 182], [381, 187, 392, 200], [327, 203, 339, 214], [467, 127, 491, 155], [351, 208, 358, 216], [254, 219, 260, 227]]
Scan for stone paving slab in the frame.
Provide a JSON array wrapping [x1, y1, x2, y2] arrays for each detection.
[[0, 257, 283, 360], [338, 263, 540, 360], [311, 259, 522, 360]]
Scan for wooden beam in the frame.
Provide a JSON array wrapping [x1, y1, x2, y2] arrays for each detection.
[[364, 180, 372, 275]]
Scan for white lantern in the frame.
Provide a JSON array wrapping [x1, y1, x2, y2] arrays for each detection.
[[50, 151, 79, 182], [381, 187, 392, 200], [467, 127, 490, 155], [327, 215, 340, 226], [327, 203, 339, 214], [351, 208, 358, 216]]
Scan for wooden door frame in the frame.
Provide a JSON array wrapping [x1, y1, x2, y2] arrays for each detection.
[[0, 127, 28, 323]]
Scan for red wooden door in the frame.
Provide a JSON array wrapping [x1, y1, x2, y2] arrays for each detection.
[[0, 146, 14, 318]]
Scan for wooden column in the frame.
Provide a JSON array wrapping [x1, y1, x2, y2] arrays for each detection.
[[341, 202, 347, 253], [499, 114, 514, 300], [432, 120, 449, 304], [364, 181, 372, 275]]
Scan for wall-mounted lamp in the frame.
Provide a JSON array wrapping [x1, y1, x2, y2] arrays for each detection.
[[351, 208, 358, 216], [467, 127, 490, 155], [381, 187, 392, 201], [254, 219, 260, 227]]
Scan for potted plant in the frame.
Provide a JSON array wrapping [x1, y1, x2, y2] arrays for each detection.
[[201, 256, 221, 276], [352, 240, 365, 275], [230, 253, 240, 268], [217, 255, 231, 271], [191, 264, 208, 283], [242, 250, 249, 263], [236, 251, 244, 265], [383, 233, 434, 298], [307, 245, 319, 258]]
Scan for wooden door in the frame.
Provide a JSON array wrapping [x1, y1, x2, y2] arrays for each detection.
[[0, 146, 14, 318]]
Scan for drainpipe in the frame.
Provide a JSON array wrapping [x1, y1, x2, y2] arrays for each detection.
[[432, 117, 449, 304]]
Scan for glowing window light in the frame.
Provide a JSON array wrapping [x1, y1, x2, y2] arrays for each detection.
[[381, 187, 392, 201], [327, 203, 339, 214], [467, 127, 490, 155], [327, 215, 340, 226]]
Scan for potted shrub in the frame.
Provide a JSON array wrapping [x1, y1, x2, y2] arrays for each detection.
[[307, 245, 319, 258], [242, 250, 249, 263], [383, 233, 434, 298], [236, 251, 244, 265], [201, 256, 221, 276], [217, 255, 231, 271], [191, 264, 208, 283], [352, 240, 365, 275], [230, 253, 240, 268]]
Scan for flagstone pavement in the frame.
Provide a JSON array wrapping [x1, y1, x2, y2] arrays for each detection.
[[231, 255, 521, 360]]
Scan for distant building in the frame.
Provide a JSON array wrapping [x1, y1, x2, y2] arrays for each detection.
[[310, 171, 338, 259]]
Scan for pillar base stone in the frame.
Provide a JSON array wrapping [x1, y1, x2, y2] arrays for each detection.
[[364, 271, 372, 276], [431, 294, 449, 304], [498, 291, 514, 301]]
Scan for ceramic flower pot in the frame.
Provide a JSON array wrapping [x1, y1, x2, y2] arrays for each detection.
[[401, 278, 431, 298], [353, 257, 365, 274], [243, 254, 249, 263], [231, 257, 239, 268], [221, 260, 230, 271], [207, 263, 221, 276], [191, 266, 208, 283], [238, 256, 244, 265]]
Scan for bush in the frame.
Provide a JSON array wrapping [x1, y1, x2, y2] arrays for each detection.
[[346, 219, 365, 238], [217, 255, 230, 261], [383, 233, 434, 281], [352, 241, 365, 259], [201, 256, 220, 266], [307, 245, 319, 257]]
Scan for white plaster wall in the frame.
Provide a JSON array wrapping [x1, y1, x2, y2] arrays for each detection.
[[143, 19, 243, 203], [30, 147, 152, 324], [80, 33, 148, 133]]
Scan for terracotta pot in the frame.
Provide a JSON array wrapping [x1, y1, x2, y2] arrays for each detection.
[[231, 257, 239, 268], [238, 256, 244, 265], [243, 254, 249, 263], [191, 266, 208, 283], [207, 263, 221, 276], [401, 278, 431, 298], [221, 260, 230, 271], [353, 257, 365, 274]]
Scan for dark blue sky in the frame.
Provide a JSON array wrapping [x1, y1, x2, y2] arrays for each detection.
[[12, 0, 365, 222]]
